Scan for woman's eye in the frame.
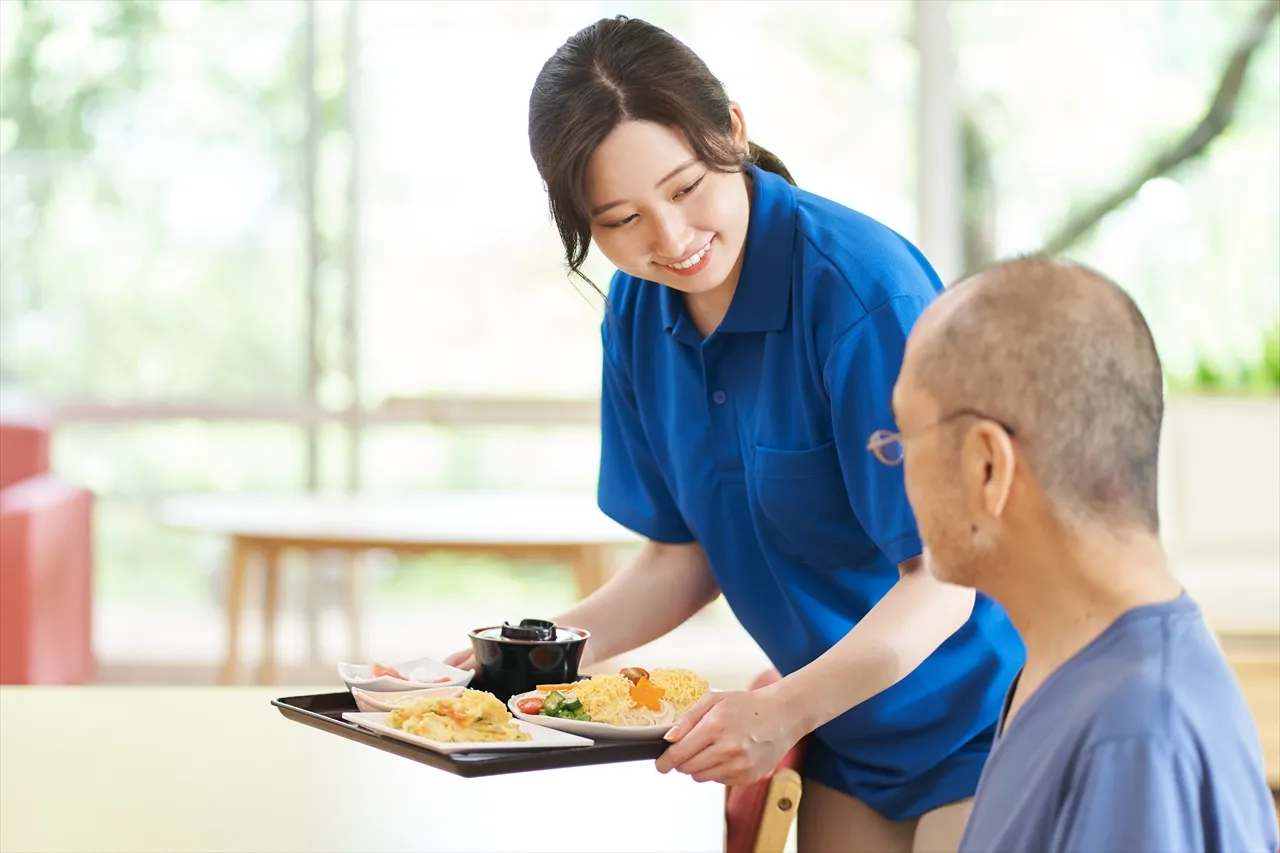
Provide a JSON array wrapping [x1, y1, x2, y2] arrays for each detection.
[[675, 175, 705, 198], [605, 214, 638, 229]]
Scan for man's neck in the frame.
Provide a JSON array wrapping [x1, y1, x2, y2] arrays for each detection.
[[990, 524, 1183, 676]]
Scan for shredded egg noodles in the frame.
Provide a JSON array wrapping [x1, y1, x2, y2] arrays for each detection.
[[385, 689, 530, 743], [544, 667, 710, 727], [572, 674, 673, 727], [648, 668, 711, 712]]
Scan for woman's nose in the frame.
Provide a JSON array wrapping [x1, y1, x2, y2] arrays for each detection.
[[651, 212, 694, 262]]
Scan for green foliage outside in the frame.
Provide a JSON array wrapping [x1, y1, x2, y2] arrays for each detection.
[[1170, 321, 1280, 395]]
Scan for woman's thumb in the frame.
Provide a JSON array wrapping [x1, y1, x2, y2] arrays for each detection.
[[664, 692, 724, 742]]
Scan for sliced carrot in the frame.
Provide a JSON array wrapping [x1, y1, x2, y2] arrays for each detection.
[[535, 683, 579, 692], [629, 677, 665, 712]]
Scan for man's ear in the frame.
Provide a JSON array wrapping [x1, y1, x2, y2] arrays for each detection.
[[962, 421, 1016, 518]]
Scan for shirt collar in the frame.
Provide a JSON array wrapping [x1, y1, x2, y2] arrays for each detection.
[[660, 164, 798, 338]]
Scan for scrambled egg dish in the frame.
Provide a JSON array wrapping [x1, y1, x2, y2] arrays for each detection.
[[386, 689, 530, 743]]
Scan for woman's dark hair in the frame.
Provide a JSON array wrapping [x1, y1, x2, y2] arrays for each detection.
[[528, 15, 795, 287]]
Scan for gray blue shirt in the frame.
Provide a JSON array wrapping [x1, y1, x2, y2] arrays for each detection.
[[960, 593, 1279, 853]]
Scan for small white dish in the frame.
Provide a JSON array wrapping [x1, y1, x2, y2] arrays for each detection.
[[337, 656, 474, 692], [507, 690, 676, 741], [341, 712, 593, 754], [350, 686, 464, 713]]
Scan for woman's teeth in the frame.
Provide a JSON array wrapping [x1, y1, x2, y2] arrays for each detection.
[[666, 241, 711, 270]]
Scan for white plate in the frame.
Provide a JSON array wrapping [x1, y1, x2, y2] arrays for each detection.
[[507, 690, 676, 741], [337, 656, 474, 692], [341, 712, 593, 754], [350, 686, 463, 713]]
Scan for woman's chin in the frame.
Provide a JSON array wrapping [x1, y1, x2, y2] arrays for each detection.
[[655, 266, 728, 295]]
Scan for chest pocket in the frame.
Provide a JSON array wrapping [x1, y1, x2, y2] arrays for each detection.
[[750, 440, 877, 569]]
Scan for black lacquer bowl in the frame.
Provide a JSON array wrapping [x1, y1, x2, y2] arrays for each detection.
[[467, 619, 590, 703]]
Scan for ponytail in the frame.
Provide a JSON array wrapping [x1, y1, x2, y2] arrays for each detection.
[[747, 141, 796, 186]]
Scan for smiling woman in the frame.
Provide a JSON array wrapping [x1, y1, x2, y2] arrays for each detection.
[[0, 1, 920, 643], [581, 120, 753, 334], [447, 13, 1026, 853], [528, 15, 794, 327]]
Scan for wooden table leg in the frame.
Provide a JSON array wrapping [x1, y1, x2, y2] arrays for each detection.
[[572, 544, 610, 599], [257, 546, 282, 685], [304, 552, 323, 666], [221, 538, 251, 685], [344, 550, 364, 663]]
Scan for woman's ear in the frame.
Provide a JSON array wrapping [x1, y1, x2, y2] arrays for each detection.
[[727, 102, 749, 152], [962, 421, 1017, 519]]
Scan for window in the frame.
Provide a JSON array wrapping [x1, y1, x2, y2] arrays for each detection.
[[951, 0, 1280, 380], [4, 0, 1273, 626]]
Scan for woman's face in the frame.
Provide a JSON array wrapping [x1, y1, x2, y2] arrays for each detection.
[[582, 110, 751, 296]]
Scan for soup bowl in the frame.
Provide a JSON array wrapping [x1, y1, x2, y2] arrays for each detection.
[[467, 619, 590, 703]]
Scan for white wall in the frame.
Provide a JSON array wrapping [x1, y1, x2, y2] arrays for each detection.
[[1161, 396, 1280, 634]]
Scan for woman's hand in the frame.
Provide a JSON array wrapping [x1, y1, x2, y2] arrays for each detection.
[[655, 560, 974, 789], [655, 688, 803, 787], [443, 648, 476, 672]]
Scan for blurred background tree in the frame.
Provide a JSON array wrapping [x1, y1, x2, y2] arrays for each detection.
[[952, 0, 1279, 391]]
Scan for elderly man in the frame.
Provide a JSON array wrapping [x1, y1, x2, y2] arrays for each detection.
[[878, 256, 1279, 852]]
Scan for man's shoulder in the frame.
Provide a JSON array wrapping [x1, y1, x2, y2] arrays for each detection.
[[1053, 607, 1259, 766], [966, 608, 1278, 853]]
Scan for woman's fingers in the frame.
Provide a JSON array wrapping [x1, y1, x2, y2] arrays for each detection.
[[443, 648, 476, 671]]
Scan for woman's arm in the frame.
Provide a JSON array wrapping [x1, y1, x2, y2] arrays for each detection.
[[656, 558, 975, 786], [554, 540, 720, 668], [658, 290, 979, 785], [446, 539, 719, 671], [780, 291, 980, 727], [770, 557, 974, 733]]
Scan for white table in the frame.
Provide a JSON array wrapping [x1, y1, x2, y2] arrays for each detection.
[[0, 686, 724, 853], [155, 492, 641, 684]]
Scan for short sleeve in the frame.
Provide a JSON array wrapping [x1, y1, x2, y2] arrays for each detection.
[[1050, 738, 1206, 853], [597, 338, 695, 545], [824, 294, 931, 566]]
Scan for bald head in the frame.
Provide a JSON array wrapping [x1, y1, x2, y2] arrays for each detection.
[[911, 256, 1165, 531]]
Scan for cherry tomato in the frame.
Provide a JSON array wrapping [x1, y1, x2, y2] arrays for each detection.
[[515, 697, 545, 715]]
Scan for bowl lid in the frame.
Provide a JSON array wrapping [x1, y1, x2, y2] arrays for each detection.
[[469, 623, 589, 644]]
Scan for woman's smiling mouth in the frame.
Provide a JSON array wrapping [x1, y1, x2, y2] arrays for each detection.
[[661, 237, 714, 276]]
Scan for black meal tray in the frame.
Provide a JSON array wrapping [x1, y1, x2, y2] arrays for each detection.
[[272, 690, 670, 778]]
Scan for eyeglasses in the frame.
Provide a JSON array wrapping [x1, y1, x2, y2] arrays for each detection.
[[866, 408, 1018, 466]]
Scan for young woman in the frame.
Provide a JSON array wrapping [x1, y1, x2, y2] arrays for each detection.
[[448, 16, 1025, 852]]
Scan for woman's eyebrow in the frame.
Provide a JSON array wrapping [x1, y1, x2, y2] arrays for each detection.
[[589, 158, 698, 217]]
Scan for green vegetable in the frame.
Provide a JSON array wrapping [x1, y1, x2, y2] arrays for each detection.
[[536, 693, 591, 721]]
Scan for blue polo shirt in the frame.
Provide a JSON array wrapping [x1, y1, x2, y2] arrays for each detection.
[[597, 165, 1025, 820]]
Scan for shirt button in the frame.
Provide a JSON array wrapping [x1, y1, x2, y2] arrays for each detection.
[[712, 390, 728, 405]]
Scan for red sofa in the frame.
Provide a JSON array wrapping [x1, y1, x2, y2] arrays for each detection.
[[0, 416, 95, 684]]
